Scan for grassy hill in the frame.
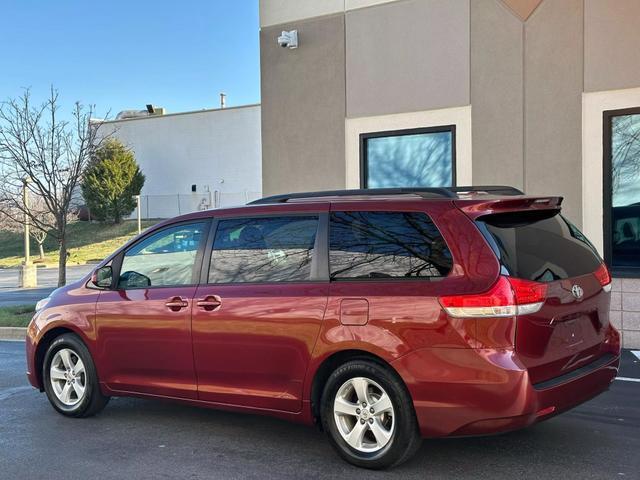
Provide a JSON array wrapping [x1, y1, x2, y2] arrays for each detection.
[[0, 219, 157, 268]]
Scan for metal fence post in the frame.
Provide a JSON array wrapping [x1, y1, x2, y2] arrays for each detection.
[[135, 195, 141, 234]]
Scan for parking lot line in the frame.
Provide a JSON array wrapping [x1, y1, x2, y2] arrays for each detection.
[[616, 377, 640, 383]]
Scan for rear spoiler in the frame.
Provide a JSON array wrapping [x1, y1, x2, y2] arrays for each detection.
[[454, 196, 563, 220]]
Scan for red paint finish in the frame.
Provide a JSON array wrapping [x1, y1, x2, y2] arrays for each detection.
[[514, 273, 613, 385], [339, 299, 369, 326], [392, 325, 619, 437], [95, 287, 199, 399], [191, 282, 328, 411], [25, 194, 621, 440], [25, 282, 100, 391]]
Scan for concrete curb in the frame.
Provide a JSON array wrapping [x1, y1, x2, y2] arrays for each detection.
[[0, 327, 27, 341]]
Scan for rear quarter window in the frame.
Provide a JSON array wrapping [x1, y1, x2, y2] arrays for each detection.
[[329, 211, 452, 279], [476, 210, 602, 282]]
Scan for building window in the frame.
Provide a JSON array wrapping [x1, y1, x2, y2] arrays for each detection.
[[604, 108, 640, 275], [360, 126, 455, 188]]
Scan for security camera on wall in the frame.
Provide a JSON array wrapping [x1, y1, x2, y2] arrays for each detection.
[[277, 30, 298, 49]]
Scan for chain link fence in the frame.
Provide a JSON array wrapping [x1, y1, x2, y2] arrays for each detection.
[[129, 191, 262, 220]]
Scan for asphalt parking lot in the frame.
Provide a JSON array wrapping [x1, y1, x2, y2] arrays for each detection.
[[0, 341, 638, 480]]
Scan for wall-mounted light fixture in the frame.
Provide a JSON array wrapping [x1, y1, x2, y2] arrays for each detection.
[[277, 30, 298, 49]]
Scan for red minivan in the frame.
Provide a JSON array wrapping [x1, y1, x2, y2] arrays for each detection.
[[26, 187, 620, 469]]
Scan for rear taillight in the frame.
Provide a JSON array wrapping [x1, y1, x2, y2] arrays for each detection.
[[594, 263, 612, 292], [439, 276, 547, 318]]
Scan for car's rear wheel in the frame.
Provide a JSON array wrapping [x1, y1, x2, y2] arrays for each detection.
[[321, 360, 421, 469], [42, 333, 109, 417]]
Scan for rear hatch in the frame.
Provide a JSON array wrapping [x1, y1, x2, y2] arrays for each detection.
[[471, 205, 612, 385]]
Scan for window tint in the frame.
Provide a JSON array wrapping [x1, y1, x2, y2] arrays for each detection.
[[329, 211, 452, 279], [209, 216, 319, 283], [118, 222, 206, 288], [476, 212, 601, 282]]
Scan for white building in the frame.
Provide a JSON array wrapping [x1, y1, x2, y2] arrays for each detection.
[[97, 104, 262, 219]]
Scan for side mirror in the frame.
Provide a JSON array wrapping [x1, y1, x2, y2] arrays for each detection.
[[91, 266, 113, 289], [119, 270, 152, 289]]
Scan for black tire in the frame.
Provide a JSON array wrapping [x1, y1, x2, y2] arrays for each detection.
[[321, 360, 421, 469], [42, 333, 110, 417]]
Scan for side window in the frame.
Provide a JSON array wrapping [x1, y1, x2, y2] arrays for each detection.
[[209, 216, 319, 283], [118, 222, 206, 289], [329, 211, 452, 279]]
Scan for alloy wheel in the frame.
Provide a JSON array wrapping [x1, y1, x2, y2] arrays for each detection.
[[333, 377, 395, 453], [49, 348, 87, 406]]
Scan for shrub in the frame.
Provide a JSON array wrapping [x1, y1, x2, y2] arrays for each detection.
[[81, 139, 145, 223]]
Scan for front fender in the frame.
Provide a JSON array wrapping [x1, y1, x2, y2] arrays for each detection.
[[26, 287, 99, 390]]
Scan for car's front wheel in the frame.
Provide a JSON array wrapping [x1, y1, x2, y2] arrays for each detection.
[[42, 333, 109, 417], [321, 360, 421, 469]]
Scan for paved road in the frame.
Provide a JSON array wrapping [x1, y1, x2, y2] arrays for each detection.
[[0, 265, 93, 306], [0, 342, 638, 479]]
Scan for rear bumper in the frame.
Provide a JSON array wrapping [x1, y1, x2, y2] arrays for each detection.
[[392, 345, 620, 438]]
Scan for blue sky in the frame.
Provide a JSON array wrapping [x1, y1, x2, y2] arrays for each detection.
[[0, 0, 260, 118]]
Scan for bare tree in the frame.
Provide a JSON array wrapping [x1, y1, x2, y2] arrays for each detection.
[[0, 198, 53, 262], [30, 228, 47, 260], [28, 195, 55, 261], [0, 209, 21, 236], [0, 88, 104, 286]]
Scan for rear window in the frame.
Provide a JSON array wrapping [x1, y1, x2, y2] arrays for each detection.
[[476, 210, 602, 282], [329, 211, 452, 279]]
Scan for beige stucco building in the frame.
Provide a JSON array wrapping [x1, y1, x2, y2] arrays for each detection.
[[259, 0, 640, 347]]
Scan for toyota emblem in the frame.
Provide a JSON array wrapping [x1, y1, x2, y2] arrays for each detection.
[[571, 284, 584, 299]]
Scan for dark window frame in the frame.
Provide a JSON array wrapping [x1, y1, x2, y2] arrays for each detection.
[[202, 212, 330, 285], [603, 106, 640, 278], [359, 125, 457, 189], [327, 210, 453, 282]]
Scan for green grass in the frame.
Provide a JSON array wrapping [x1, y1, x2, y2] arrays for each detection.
[[0, 304, 36, 327], [0, 219, 157, 268]]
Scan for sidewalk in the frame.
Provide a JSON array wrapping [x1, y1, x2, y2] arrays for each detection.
[[0, 327, 26, 340]]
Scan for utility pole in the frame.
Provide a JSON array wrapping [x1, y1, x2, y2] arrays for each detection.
[[19, 179, 37, 288], [23, 180, 30, 264]]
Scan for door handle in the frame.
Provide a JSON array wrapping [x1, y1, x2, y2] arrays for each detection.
[[165, 297, 189, 311], [197, 295, 222, 311]]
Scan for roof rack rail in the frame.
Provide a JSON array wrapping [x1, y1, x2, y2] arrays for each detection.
[[447, 185, 524, 196], [247, 185, 524, 205], [248, 188, 454, 205]]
